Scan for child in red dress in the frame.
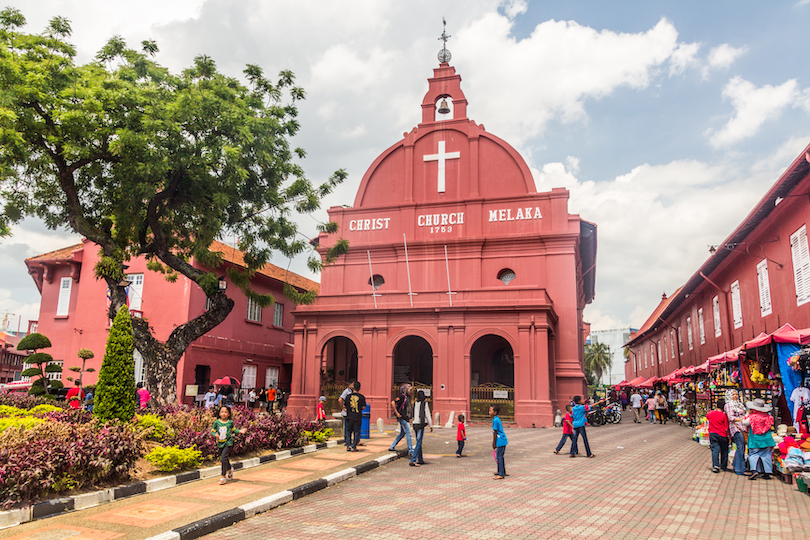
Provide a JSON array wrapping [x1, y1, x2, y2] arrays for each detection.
[[456, 413, 467, 457]]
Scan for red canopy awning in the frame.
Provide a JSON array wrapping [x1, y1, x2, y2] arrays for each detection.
[[616, 380, 628, 387], [708, 344, 744, 366], [625, 376, 646, 387], [742, 324, 810, 349], [661, 368, 680, 381], [638, 376, 659, 388], [682, 365, 698, 376]]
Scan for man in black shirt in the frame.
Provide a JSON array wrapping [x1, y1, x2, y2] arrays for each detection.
[[389, 383, 413, 454], [345, 381, 366, 452]]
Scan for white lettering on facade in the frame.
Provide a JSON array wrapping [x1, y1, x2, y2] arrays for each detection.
[[488, 207, 543, 222], [349, 217, 392, 231], [416, 212, 465, 229]]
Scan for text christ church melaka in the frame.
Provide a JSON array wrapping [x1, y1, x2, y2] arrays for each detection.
[[286, 41, 597, 428]]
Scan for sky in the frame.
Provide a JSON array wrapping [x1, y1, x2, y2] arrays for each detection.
[[3, 0, 810, 335]]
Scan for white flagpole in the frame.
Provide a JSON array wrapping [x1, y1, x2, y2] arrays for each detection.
[[367, 250, 380, 309], [444, 245, 456, 307], [403, 234, 417, 307]]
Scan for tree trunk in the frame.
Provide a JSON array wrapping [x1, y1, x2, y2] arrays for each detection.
[[145, 345, 179, 407]]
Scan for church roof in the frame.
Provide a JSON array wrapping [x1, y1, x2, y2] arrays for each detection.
[[25, 243, 84, 262]]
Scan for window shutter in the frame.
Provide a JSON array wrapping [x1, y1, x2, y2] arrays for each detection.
[[790, 226, 810, 306], [730, 281, 743, 329], [698, 309, 705, 345], [757, 259, 772, 317], [687, 318, 693, 350], [126, 274, 144, 311], [56, 277, 72, 316], [712, 296, 722, 337], [670, 330, 676, 358]]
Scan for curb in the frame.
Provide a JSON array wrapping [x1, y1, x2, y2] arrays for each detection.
[[143, 449, 406, 540], [0, 440, 343, 529]]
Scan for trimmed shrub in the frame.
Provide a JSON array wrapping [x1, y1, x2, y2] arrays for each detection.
[[0, 420, 143, 508], [145, 445, 202, 472], [0, 393, 64, 410], [17, 334, 61, 396], [0, 416, 44, 432], [135, 414, 172, 441], [94, 307, 136, 422], [303, 427, 333, 443]]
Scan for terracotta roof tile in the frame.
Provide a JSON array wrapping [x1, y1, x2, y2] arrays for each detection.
[[209, 240, 319, 293], [25, 243, 84, 262]]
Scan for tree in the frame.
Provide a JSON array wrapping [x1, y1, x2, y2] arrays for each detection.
[[0, 10, 348, 404], [94, 306, 136, 422], [67, 348, 95, 385], [17, 332, 62, 396], [584, 342, 612, 384]]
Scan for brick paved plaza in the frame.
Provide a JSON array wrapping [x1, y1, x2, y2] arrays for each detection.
[[202, 421, 808, 540]]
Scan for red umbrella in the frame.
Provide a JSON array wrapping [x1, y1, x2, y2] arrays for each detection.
[[213, 376, 240, 386]]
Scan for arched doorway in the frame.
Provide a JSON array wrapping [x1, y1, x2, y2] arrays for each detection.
[[320, 336, 358, 415], [392, 335, 433, 413], [470, 334, 515, 421]]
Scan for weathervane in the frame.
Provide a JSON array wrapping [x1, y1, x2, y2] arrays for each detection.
[[438, 18, 452, 63]]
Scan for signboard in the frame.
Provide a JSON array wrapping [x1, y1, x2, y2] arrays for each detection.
[[417, 388, 431, 397], [185, 385, 199, 397], [493, 390, 509, 399]]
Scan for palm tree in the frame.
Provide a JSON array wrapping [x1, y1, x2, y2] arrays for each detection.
[[584, 342, 612, 384]]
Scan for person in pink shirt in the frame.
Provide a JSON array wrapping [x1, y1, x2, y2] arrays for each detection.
[[645, 395, 657, 424], [136, 382, 150, 409], [706, 398, 730, 473]]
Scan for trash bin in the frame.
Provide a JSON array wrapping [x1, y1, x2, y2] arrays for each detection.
[[360, 404, 371, 439]]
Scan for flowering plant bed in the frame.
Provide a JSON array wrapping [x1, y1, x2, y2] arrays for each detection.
[[0, 395, 330, 509]]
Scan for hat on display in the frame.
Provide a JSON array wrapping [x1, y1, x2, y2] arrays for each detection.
[[745, 398, 772, 412], [777, 424, 789, 437]]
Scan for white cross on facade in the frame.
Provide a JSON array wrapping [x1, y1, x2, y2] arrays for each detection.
[[423, 140, 460, 193]]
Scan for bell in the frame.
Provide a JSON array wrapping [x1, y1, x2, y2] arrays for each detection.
[[437, 99, 451, 115]]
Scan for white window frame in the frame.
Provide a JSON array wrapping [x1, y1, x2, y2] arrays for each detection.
[[633, 354, 637, 374], [56, 277, 72, 317], [273, 303, 283, 327], [698, 308, 706, 345], [757, 259, 772, 317], [126, 274, 144, 311], [791, 224, 810, 306], [247, 298, 262, 322], [731, 280, 743, 329], [133, 348, 146, 384], [663, 336, 668, 362], [266, 366, 279, 388], [677, 327, 683, 356], [242, 364, 257, 389], [656, 341, 661, 364], [644, 349, 648, 368], [670, 329, 676, 358], [712, 295, 722, 338], [650, 344, 655, 365], [687, 317, 693, 350]]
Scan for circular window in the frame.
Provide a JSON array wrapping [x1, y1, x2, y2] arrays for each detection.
[[368, 274, 385, 290], [498, 269, 516, 286]]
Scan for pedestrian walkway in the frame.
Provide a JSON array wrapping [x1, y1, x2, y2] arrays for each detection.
[[200, 421, 809, 540], [0, 433, 399, 540]]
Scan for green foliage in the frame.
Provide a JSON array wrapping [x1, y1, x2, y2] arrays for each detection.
[[94, 307, 136, 422], [16, 333, 51, 351], [0, 9, 347, 403], [77, 348, 94, 360], [135, 413, 172, 441], [303, 428, 333, 443], [584, 342, 612, 383], [144, 445, 202, 472], [0, 416, 44, 432]]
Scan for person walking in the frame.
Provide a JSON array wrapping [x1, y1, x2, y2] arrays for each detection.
[[267, 385, 277, 413], [630, 390, 643, 423], [655, 391, 668, 424], [553, 404, 576, 454], [491, 404, 509, 478], [724, 389, 748, 475], [338, 380, 356, 449], [706, 398, 730, 473], [317, 396, 327, 421], [645, 393, 657, 424], [257, 387, 267, 413], [211, 405, 247, 485], [570, 395, 595, 458], [621, 390, 628, 411], [456, 413, 467, 457], [389, 383, 413, 455], [345, 382, 366, 452], [743, 398, 775, 480], [248, 388, 257, 410], [409, 390, 432, 467]]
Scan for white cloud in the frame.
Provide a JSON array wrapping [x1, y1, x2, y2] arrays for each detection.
[[707, 44, 748, 70], [709, 76, 799, 147], [669, 42, 701, 76], [501, 0, 528, 19]]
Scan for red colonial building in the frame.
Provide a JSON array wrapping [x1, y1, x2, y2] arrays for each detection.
[[25, 240, 317, 403], [626, 143, 810, 379], [286, 58, 597, 427]]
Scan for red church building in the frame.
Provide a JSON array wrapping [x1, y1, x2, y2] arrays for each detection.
[[625, 143, 810, 380], [24, 239, 317, 403], [286, 55, 597, 427]]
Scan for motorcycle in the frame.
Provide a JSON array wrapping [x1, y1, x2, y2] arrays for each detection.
[[603, 401, 622, 424]]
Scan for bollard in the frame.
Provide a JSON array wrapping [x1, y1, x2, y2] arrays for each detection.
[[376, 417, 385, 433], [444, 411, 455, 429], [434, 411, 440, 427]]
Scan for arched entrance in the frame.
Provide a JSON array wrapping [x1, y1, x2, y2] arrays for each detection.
[[392, 335, 433, 413], [320, 336, 358, 415], [470, 334, 515, 421]]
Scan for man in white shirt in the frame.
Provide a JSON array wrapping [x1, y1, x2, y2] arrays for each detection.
[[338, 380, 356, 449], [630, 391, 643, 423], [203, 386, 218, 410]]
